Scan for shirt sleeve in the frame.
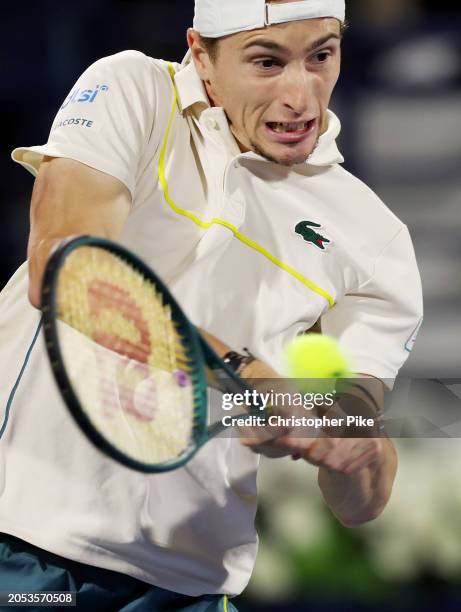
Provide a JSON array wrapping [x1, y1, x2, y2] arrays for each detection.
[[11, 50, 163, 198], [321, 225, 423, 387]]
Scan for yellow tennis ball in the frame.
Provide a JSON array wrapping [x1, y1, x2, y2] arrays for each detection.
[[284, 334, 350, 394]]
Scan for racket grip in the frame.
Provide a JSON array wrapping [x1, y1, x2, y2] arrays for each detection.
[[207, 421, 227, 439]]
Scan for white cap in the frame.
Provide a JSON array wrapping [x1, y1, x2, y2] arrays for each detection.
[[193, 0, 346, 38]]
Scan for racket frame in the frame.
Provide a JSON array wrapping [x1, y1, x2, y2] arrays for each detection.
[[41, 236, 256, 472]]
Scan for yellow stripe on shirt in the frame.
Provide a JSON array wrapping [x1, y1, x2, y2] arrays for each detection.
[[157, 63, 335, 308]]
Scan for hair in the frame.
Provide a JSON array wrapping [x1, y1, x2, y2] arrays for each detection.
[[200, 20, 349, 63]]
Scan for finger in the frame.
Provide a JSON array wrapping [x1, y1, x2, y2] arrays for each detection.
[[303, 437, 342, 465], [340, 438, 382, 466], [242, 434, 316, 459], [273, 436, 315, 450], [242, 442, 291, 458], [342, 441, 382, 474], [239, 424, 290, 445], [321, 439, 377, 472], [322, 438, 379, 473], [341, 448, 379, 475], [305, 438, 370, 471]]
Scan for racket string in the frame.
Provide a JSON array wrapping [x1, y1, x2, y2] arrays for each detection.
[[55, 246, 199, 464]]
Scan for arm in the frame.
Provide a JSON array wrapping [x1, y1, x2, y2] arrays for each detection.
[[204, 313, 398, 525], [239, 369, 397, 525], [315, 375, 397, 526], [307, 225, 422, 525], [317, 436, 397, 527], [27, 156, 131, 307]]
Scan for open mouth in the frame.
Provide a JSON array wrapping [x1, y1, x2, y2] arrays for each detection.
[[265, 119, 316, 143], [266, 120, 313, 133]]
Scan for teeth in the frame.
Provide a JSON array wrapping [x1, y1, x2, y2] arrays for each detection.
[[269, 121, 309, 133]]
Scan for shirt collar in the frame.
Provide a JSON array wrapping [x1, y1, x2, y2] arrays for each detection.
[[174, 50, 210, 112], [307, 110, 344, 166], [174, 51, 344, 167]]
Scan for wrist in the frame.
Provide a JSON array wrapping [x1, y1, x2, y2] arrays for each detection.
[[222, 348, 256, 377]]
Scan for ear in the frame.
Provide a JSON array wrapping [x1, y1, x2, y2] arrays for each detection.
[[187, 29, 213, 82]]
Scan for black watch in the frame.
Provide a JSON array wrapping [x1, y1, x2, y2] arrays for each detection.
[[222, 348, 255, 375]]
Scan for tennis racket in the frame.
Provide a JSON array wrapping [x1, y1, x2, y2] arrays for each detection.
[[41, 236, 263, 473]]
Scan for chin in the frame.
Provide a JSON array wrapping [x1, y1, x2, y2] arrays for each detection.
[[254, 143, 311, 167], [278, 151, 311, 166], [257, 130, 322, 166]]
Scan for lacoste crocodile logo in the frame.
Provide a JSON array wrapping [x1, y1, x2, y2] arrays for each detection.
[[295, 221, 331, 250]]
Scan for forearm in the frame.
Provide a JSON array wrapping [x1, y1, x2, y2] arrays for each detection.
[[27, 157, 131, 307], [318, 437, 397, 527], [199, 329, 232, 357]]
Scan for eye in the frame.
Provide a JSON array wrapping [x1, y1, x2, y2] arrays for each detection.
[[312, 50, 333, 64], [254, 58, 280, 70]]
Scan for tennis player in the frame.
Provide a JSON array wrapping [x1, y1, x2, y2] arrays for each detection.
[[0, 0, 423, 609]]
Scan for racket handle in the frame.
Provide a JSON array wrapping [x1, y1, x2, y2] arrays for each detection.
[[207, 421, 227, 439]]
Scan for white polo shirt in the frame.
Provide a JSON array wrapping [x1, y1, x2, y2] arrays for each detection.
[[1, 50, 423, 595]]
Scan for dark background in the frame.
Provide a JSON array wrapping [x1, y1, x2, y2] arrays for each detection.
[[2, 1, 461, 610], [2, 0, 461, 378]]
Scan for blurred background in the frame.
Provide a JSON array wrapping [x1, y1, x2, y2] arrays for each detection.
[[1, 0, 460, 610]]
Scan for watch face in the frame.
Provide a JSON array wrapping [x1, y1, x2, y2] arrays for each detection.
[[223, 351, 243, 372], [224, 351, 257, 376]]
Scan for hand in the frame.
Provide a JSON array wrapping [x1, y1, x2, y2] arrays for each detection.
[[296, 436, 384, 475], [242, 434, 384, 475], [236, 358, 307, 443]]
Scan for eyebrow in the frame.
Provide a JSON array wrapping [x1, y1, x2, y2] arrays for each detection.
[[241, 33, 341, 55]]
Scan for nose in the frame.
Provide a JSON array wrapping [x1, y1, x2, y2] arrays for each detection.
[[279, 65, 313, 116]]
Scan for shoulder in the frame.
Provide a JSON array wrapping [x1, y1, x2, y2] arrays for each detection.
[[91, 50, 176, 74], [329, 165, 403, 225], [324, 164, 406, 256], [67, 51, 181, 131], [79, 50, 180, 97]]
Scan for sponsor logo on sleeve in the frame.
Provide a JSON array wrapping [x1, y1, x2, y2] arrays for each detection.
[[60, 84, 109, 110], [52, 117, 96, 130], [405, 317, 423, 352]]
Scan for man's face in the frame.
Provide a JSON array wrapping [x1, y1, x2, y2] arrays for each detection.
[[189, 17, 341, 166]]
